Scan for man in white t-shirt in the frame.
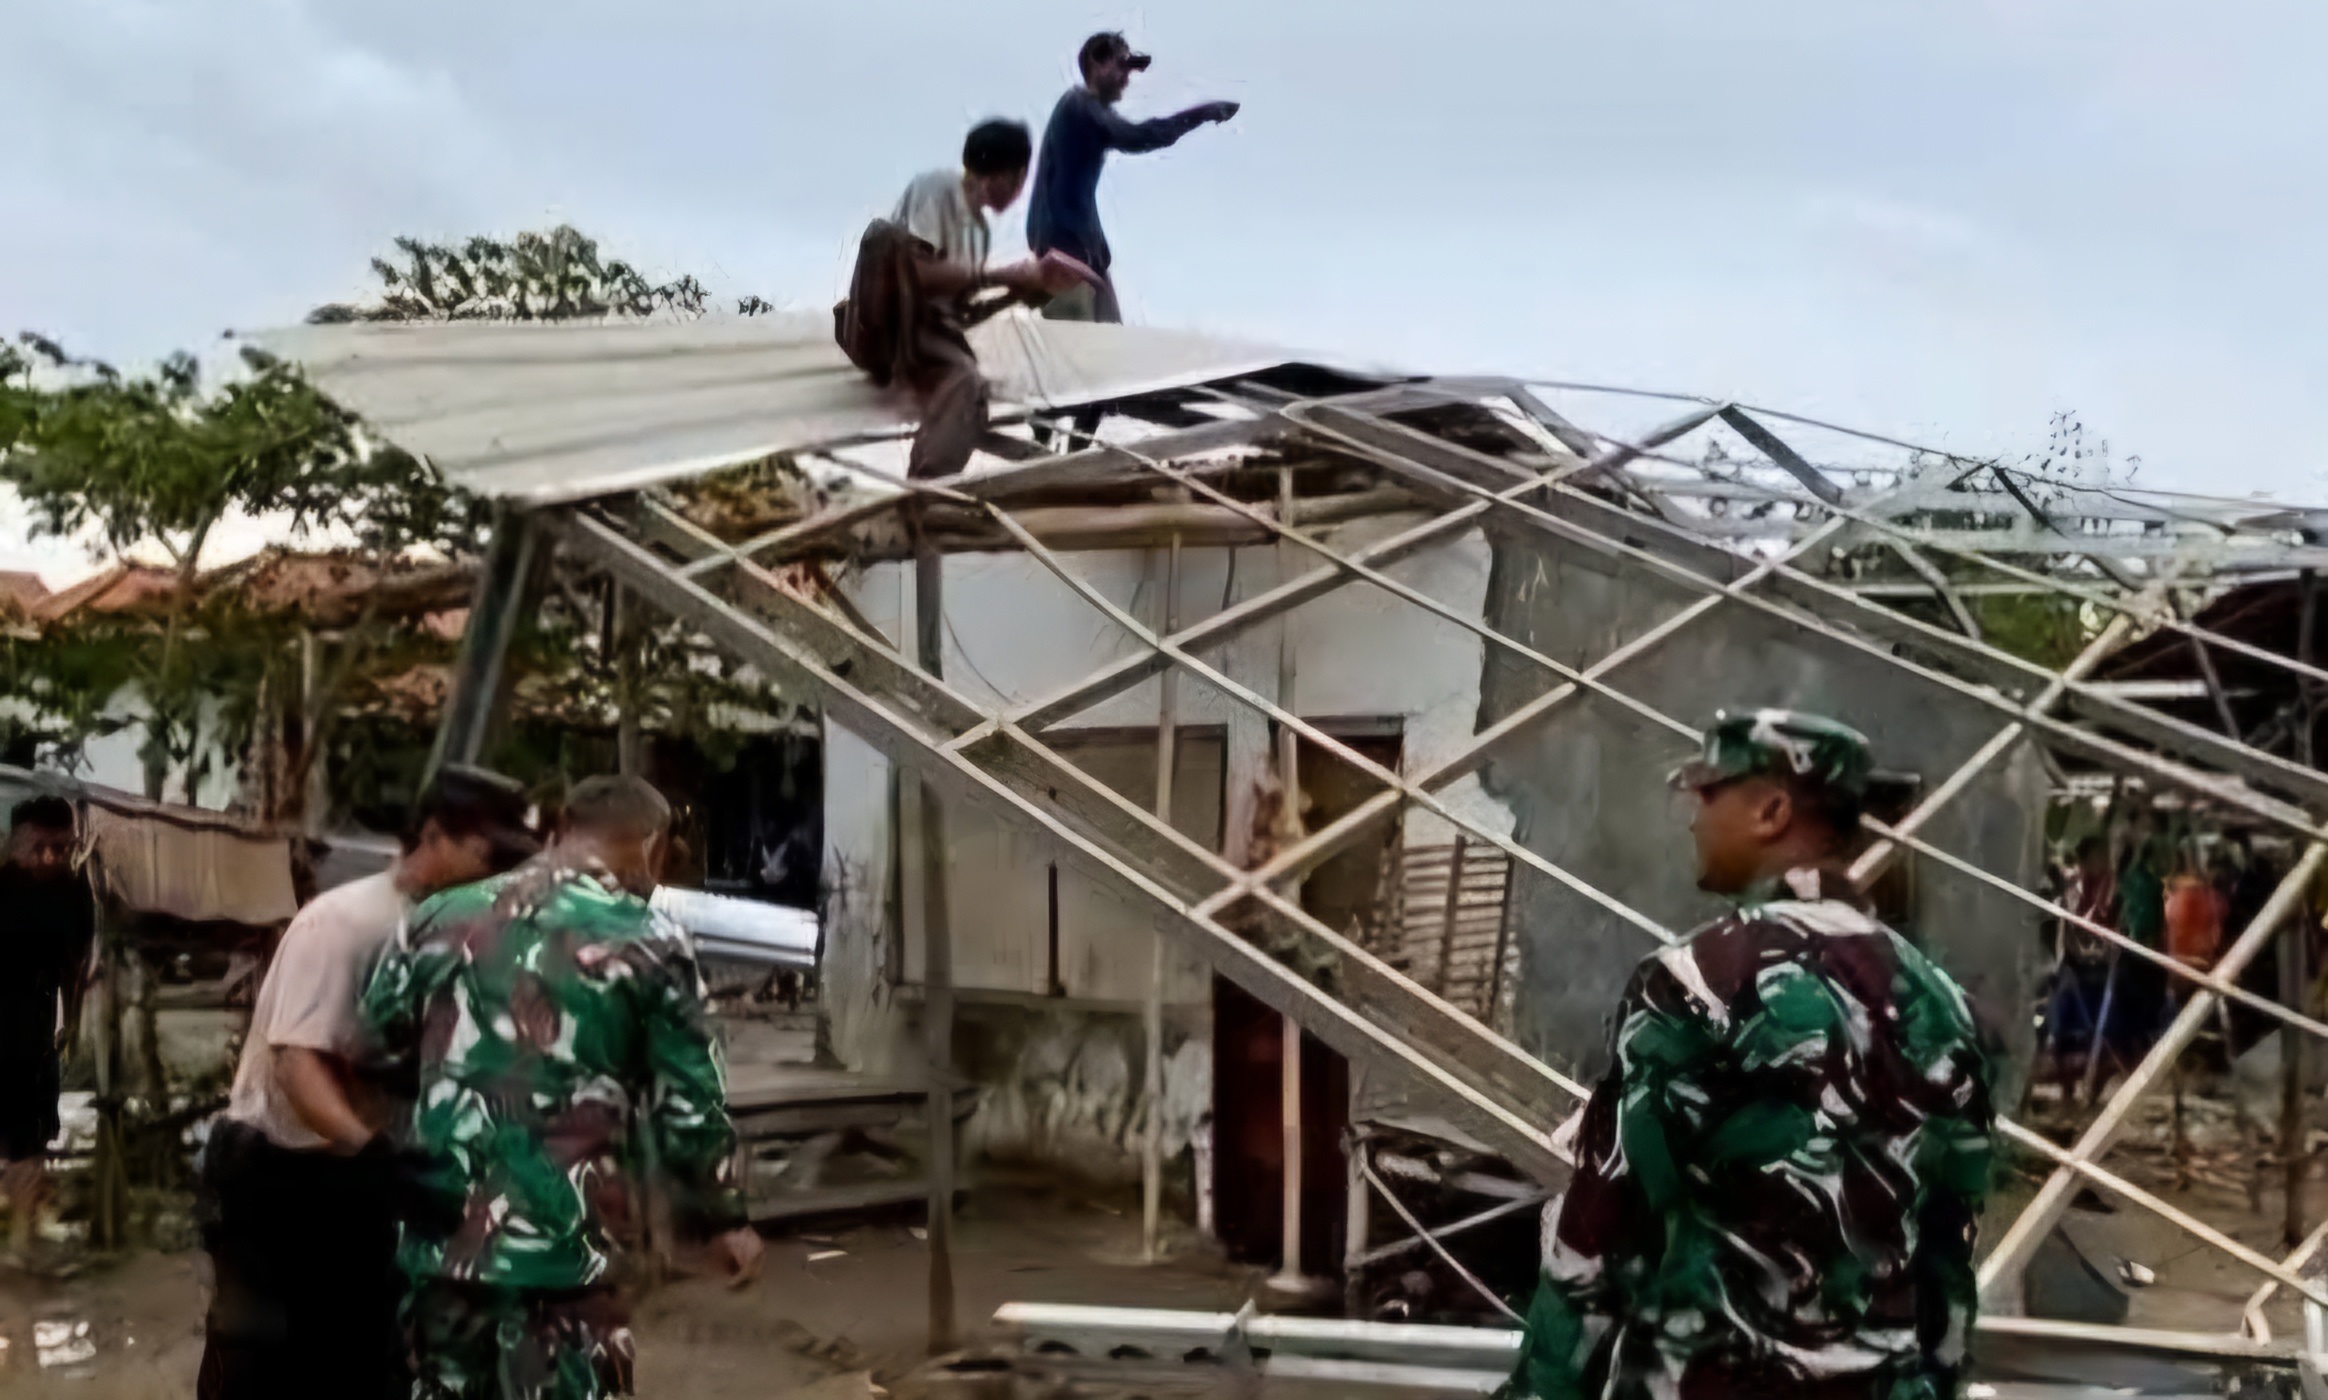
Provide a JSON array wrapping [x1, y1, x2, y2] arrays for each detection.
[[835, 119, 1093, 481], [198, 766, 539, 1400]]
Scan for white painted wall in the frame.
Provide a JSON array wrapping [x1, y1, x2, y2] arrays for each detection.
[[818, 511, 1515, 1061], [72, 686, 241, 809]]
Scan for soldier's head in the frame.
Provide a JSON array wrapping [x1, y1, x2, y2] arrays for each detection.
[[7, 796, 76, 882], [1671, 709, 1870, 896], [557, 775, 674, 897], [401, 765, 540, 899]]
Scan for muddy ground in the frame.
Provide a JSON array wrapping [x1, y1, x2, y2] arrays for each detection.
[[0, 1172, 1324, 1399], [3, 1083, 2320, 1398]]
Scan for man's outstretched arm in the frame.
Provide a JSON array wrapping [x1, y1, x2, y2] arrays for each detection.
[[1090, 97, 1238, 154]]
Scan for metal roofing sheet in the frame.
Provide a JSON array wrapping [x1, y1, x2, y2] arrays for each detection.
[[252, 312, 1295, 505]]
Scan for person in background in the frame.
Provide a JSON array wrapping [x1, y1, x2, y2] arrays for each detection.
[[363, 775, 763, 1400], [0, 796, 94, 1266], [2165, 853, 2228, 973], [834, 119, 1090, 481], [2043, 834, 2118, 1099], [1505, 711, 1995, 1400], [198, 767, 540, 1400], [1027, 31, 1239, 327]]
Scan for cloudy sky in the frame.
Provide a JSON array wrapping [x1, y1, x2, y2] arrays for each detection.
[[2, 0, 2323, 576]]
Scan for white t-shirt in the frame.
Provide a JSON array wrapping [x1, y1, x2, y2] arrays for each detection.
[[224, 870, 409, 1151], [891, 169, 989, 274]]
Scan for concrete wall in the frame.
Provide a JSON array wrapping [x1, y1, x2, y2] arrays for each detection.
[[819, 517, 1514, 1172], [1474, 519, 2045, 1096]]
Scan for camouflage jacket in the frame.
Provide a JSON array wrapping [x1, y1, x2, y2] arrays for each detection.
[[1507, 868, 1995, 1400], [361, 857, 745, 1292]]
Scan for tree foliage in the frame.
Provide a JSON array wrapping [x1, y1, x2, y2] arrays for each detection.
[[0, 335, 488, 802], [0, 338, 484, 584], [308, 225, 711, 324]]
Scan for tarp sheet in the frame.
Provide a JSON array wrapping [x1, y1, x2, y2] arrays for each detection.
[[86, 805, 299, 927], [252, 313, 1294, 504], [0, 768, 298, 928]]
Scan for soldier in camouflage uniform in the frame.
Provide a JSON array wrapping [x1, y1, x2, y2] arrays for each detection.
[[363, 775, 764, 1400], [1506, 710, 1995, 1400]]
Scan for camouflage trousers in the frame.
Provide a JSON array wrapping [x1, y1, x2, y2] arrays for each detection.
[[404, 1281, 634, 1400]]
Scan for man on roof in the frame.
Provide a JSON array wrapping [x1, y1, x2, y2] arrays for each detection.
[[834, 119, 1093, 481], [1504, 710, 1996, 1400], [1028, 32, 1239, 327]]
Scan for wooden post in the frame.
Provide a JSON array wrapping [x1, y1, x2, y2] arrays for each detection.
[[90, 908, 123, 1250], [299, 628, 328, 836], [2294, 568, 2320, 1247], [915, 539, 957, 1355], [1272, 1013, 1305, 1289], [1485, 855, 1517, 1029], [613, 583, 644, 777], [1144, 532, 1181, 1263], [1269, 468, 1308, 1290], [2285, 922, 2309, 1247], [1435, 836, 1470, 996], [2300, 569, 2319, 771], [1344, 1104, 1371, 1317]]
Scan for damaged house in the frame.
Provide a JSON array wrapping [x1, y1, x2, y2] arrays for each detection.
[[268, 308, 2328, 1372]]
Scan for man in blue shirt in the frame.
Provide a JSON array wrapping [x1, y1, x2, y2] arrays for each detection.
[[1028, 32, 1238, 326]]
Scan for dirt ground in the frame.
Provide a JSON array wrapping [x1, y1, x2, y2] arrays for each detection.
[[5, 1085, 2319, 1398], [0, 1173, 1301, 1399], [2009, 1084, 2328, 1342]]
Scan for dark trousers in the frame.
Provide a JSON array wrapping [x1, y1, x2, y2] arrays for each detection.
[[197, 1120, 407, 1400], [833, 219, 989, 482], [904, 314, 986, 481], [1036, 273, 1121, 453]]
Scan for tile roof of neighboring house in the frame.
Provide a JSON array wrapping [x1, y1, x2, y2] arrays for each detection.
[[0, 571, 50, 614], [18, 551, 472, 627], [29, 563, 180, 622]]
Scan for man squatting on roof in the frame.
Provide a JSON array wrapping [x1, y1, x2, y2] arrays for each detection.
[[834, 119, 1093, 481], [1502, 711, 1997, 1400]]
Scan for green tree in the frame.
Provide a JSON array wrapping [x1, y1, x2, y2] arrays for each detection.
[[308, 225, 714, 323], [0, 336, 483, 801]]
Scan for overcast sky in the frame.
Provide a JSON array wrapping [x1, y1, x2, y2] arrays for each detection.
[[2, 0, 2323, 577]]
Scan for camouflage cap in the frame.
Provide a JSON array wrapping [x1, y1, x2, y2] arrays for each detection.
[[1669, 708, 1873, 800]]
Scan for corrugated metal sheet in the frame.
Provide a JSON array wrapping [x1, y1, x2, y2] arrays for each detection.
[[252, 313, 1294, 506], [1365, 838, 1518, 1031]]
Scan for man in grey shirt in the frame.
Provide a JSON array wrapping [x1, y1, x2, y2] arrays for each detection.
[[199, 767, 539, 1400], [836, 120, 1088, 480]]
